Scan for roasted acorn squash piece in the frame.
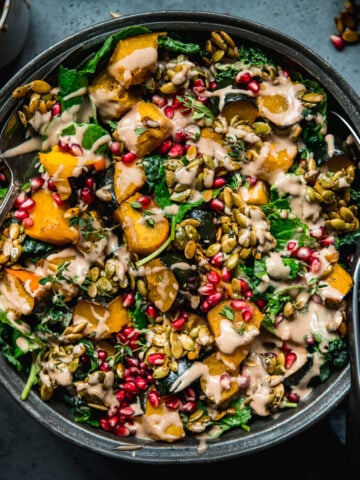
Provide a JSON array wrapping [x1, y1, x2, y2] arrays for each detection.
[[24, 189, 79, 245], [144, 258, 179, 312], [114, 192, 170, 256], [72, 295, 131, 339], [108, 32, 166, 88], [113, 159, 146, 204], [116, 100, 173, 158], [141, 388, 185, 442]]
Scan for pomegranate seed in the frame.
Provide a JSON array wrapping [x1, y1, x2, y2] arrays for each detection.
[[122, 326, 137, 339], [183, 387, 196, 401], [109, 141, 122, 155], [123, 291, 135, 307], [209, 198, 224, 211], [221, 266, 231, 281], [97, 350, 107, 361], [247, 80, 260, 94], [84, 176, 95, 188], [30, 176, 45, 191], [172, 317, 186, 331], [193, 78, 205, 88], [0, 172, 6, 183], [125, 357, 140, 368], [235, 71, 252, 84], [147, 352, 165, 365], [207, 270, 221, 285], [230, 299, 248, 311], [239, 279, 249, 292], [220, 373, 231, 390], [196, 95, 208, 104], [286, 240, 298, 252], [198, 283, 217, 295], [213, 177, 226, 188], [80, 354, 90, 365], [128, 338, 140, 350], [22, 217, 34, 228], [210, 252, 225, 267], [157, 139, 172, 154], [108, 415, 119, 428], [51, 102, 61, 117], [180, 401, 197, 413], [100, 418, 112, 431], [121, 152, 137, 164], [330, 34, 345, 51], [193, 84, 206, 95], [285, 352, 297, 369], [296, 246, 312, 261], [207, 292, 223, 307], [209, 81, 217, 90], [245, 175, 257, 186], [113, 425, 131, 437], [80, 186, 95, 204], [172, 97, 181, 109], [14, 192, 26, 207], [119, 406, 135, 417], [164, 106, 174, 118], [174, 128, 185, 142], [146, 304, 157, 318], [137, 195, 151, 208], [287, 391, 300, 403], [200, 300, 211, 312], [100, 362, 110, 371], [134, 377, 148, 390], [148, 390, 160, 407], [47, 179, 57, 191], [58, 139, 69, 152], [152, 94, 168, 108], [281, 342, 291, 352], [310, 257, 322, 273], [310, 225, 325, 240], [121, 381, 139, 394], [107, 406, 119, 417], [125, 366, 140, 378], [244, 289, 253, 299], [255, 298, 267, 310], [19, 197, 35, 211], [52, 193, 63, 205], [115, 390, 126, 402], [165, 396, 182, 410], [14, 209, 29, 220], [320, 236, 335, 247], [168, 143, 184, 158], [282, 69, 289, 78], [241, 306, 254, 322], [68, 143, 83, 156]]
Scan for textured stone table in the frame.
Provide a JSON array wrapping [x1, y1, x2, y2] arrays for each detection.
[[0, 1, 358, 478]]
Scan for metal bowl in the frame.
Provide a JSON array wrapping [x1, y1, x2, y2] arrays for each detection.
[[0, 11, 359, 464]]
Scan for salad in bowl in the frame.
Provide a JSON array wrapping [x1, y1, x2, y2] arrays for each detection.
[[0, 17, 358, 457]]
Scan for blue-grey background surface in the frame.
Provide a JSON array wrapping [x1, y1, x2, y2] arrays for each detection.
[[0, 1, 358, 478]]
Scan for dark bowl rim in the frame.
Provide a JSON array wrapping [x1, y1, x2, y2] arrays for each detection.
[[0, 10, 358, 464]]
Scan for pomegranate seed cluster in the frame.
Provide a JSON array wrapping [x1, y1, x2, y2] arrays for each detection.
[[0, 26, 358, 447]]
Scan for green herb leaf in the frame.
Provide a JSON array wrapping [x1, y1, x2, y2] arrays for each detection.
[[157, 35, 201, 54]]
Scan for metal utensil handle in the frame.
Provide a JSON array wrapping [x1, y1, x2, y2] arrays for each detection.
[[330, 110, 360, 151], [0, 177, 21, 227]]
